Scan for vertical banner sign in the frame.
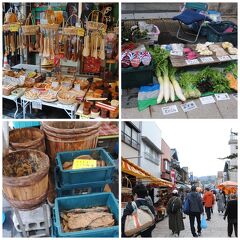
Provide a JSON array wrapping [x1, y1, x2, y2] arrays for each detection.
[[171, 169, 176, 189]]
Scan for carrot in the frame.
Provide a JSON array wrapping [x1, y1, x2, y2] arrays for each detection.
[[226, 73, 238, 91]]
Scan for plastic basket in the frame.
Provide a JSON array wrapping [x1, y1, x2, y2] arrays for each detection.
[[147, 25, 160, 42], [56, 148, 116, 187], [122, 61, 153, 89], [207, 21, 237, 46], [54, 168, 108, 197], [53, 192, 119, 237], [13, 121, 41, 129]]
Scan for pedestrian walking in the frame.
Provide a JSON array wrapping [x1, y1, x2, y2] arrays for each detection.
[[186, 186, 204, 238], [216, 190, 225, 213], [224, 194, 238, 237], [121, 183, 156, 237], [167, 189, 185, 237], [203, 188, 215, 221]]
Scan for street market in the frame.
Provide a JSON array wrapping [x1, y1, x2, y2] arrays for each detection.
[[2, 121, 119, 237], [121, 3, 238, 119], [121, 121, 238, 238], [2, 2, 119, 119]]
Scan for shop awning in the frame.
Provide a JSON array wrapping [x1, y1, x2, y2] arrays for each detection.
[[122, 158, 173, 188]]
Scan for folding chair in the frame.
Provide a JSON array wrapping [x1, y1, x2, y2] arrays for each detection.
[[173, 3, 211, 43]]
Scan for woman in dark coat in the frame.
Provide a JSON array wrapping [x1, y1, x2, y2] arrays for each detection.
[[167, 189, 185, 237], [122, 183, 156, 237]]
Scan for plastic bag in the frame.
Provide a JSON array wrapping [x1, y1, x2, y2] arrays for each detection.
[[201, 214, 208, 229]]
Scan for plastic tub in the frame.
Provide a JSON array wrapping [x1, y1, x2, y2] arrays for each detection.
[[207, 21, 237, 46], [53, 192, 119, 237], [13, 121, 41, 129], [122, 61, 153, 89], [54, 168, 108, 197], [56, 148, 115, 187]]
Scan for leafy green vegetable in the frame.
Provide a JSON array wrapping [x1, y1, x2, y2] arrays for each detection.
[[225, 62, 238, 79]]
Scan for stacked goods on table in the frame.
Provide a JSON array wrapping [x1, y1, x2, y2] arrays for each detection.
[[137, 44, 237, 111], [168, 42, 238, 67]]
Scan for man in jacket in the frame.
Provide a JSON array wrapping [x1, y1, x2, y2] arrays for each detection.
[[224, 194, 238, 237], [186, 186, 204, 237], [203, 188, 215, 221]]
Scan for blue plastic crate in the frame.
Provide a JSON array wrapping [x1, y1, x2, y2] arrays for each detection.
[[13, 121, 41, 129], [54, 168, 109, 197], [56, 148, 116, 187], [53, 192, 119, 237]]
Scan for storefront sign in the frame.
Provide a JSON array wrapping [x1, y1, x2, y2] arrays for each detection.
[[200, 57, 214, 63], [181, 101, 197, 112], [215, 93, 230, 101], [199, 96, 215, 105], [32, 100, 42, 110], [161, 105, 178, 115], [72, 159, 97, 169], [185, 59, 200, 65], [218, 56, 231, 61]]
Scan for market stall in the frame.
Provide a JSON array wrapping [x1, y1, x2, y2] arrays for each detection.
[[2, 121, 119, 238], [3, 2, 119, 119], [121, 3, 238, 118], [121, 158, 173, 221]]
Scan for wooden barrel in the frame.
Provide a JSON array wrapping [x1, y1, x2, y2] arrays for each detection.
[[9, 128, 46, 152], [41, 122, 101, 164], [3, 150, 50, 210]]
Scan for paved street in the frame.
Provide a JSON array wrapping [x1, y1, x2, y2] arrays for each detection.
[[153, 205, 236, 238]]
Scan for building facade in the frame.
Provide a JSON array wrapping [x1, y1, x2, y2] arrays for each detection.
[[161, 139, 172, 182]]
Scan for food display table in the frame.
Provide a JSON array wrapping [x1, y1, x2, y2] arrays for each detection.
[[3, 95, 22, 118], [21, 96, 78, 119], [170, 43, 238, 68]]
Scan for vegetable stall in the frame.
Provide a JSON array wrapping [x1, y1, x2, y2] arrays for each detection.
[[2, 2, 119, 119], [121, 3, 238, 117]]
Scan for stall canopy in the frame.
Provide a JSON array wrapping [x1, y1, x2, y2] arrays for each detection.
[[122, 158, 173, 188], [217, 181, 238, 194]]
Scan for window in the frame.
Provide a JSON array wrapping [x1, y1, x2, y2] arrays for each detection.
[[122, 122, 140, 150], [144, 143, 159, 165], [164, 159, 170, 172]]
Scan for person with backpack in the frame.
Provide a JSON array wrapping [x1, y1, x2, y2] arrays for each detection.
[[203, 188, 215, 221], [184, 186, 204, 238], [224, 194, 238, 237], [167, 189, 185, 237], [121, 183, 156, 237]]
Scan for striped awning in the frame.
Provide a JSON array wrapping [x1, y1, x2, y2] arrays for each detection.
[[122, 158, 173, 188]]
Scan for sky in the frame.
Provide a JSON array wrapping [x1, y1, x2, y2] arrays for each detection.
[[155, 120, 238, 178]]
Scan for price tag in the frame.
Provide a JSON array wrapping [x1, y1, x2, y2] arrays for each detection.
[[200, 57, 214, 63], [19, 75, 26, 85], [161, 105, 178, 115], [181, 101, 197, 112], [77, 28, 85, 37], [32, 100, 42, 110], [230, 55, 238, 60], [80, 114, 90, 119], [9, 24, 20, 32], [51, 81, 59, 88], [185, 59, 200, 65], [218, 56, 231, 61], [199, 96, 215, 105], [72, 159, 97, 170], [232, 93, 238, 100], [215, 93, 230, 101]]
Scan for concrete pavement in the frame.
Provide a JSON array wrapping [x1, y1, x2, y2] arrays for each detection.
[[122, 94, 237, 119], [152, 205, 236, 238]]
